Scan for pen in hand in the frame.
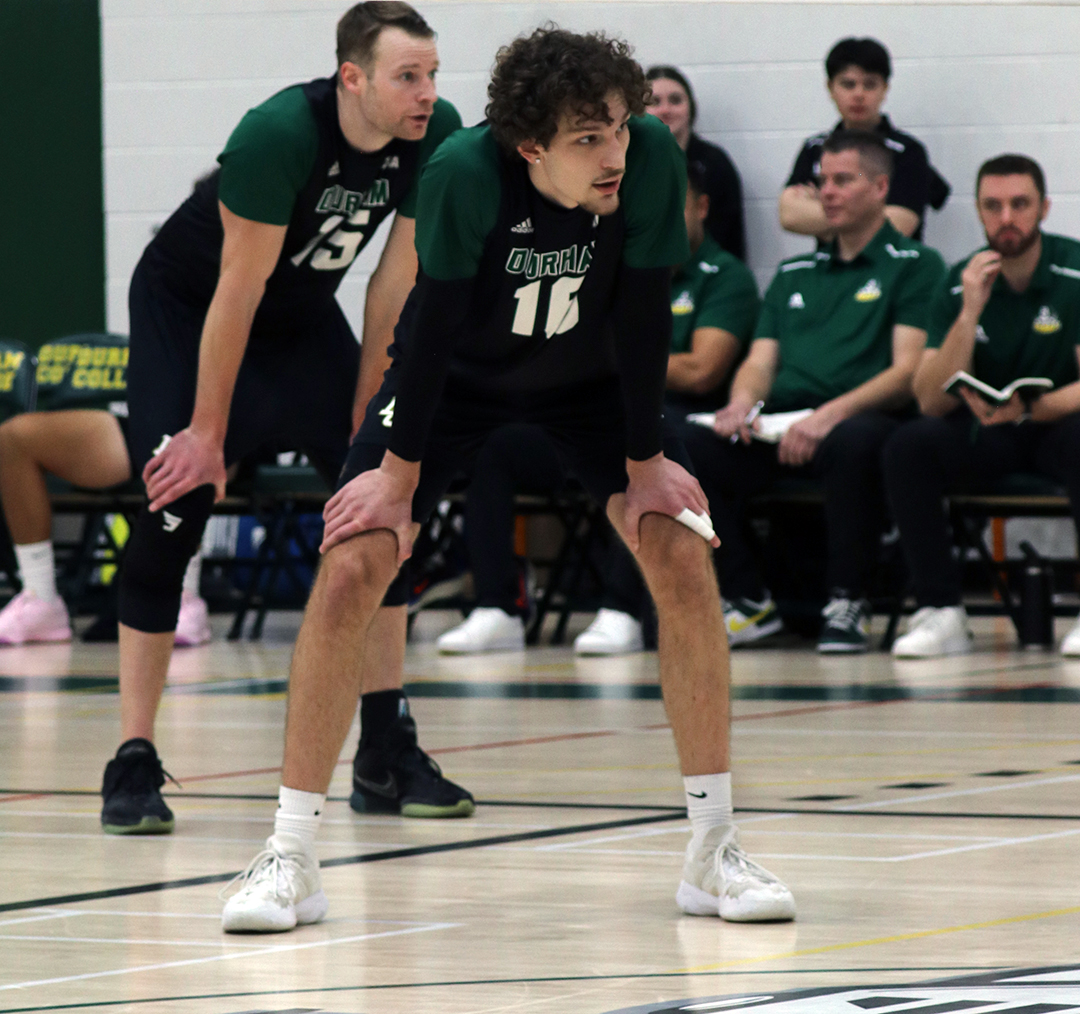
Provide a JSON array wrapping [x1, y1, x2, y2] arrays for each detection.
[[731, 400, 765, 444]]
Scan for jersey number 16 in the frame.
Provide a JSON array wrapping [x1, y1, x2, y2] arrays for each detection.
[[511, 276, 585, 339]]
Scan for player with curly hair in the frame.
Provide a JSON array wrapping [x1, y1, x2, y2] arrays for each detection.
[[222, 25, 795, 934]]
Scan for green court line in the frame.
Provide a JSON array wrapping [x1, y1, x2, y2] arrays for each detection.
[[0, 968, 1004, 1014]]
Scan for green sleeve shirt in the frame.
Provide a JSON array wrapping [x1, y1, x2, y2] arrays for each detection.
[[758, 221, 946, 411], [218, 91, 460, 226], [670, 235, 760, 354], [218, 86, 318, 226], [926, 232, 1080, 391], [416, 115, 689, 282]]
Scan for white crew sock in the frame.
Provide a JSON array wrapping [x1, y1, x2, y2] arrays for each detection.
[[181, 552, 202, 597], [15, 541, 59, 603], [684, 772, 734, 849], [274, 786, 325, 847]]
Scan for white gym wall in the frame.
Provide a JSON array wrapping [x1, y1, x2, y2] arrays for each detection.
[[102, 0, 1080, 336]]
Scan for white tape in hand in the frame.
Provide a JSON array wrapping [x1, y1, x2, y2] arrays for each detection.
[[674, 507, 716, 542]]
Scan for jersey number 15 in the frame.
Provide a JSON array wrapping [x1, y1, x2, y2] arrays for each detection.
[[291, 210, 370, 271]]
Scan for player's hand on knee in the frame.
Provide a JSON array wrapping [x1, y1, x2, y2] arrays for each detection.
[[620, 453, 719, 553], [143, 428, 227, 512], [320, 466, 415, 563]]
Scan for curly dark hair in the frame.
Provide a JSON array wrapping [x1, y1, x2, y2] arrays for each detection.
[[486, 25, 649, 153]]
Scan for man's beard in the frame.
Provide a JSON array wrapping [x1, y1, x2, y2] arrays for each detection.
[[987, 224, 1040, 258]]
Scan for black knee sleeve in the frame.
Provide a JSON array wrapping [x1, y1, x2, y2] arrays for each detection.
[[118, 486, 215, 633]]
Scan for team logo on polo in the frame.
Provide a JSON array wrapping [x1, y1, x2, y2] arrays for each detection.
[[855, 279, 882, 302], [789, 292, 805, 309], [1033, 306, 1062, 334], [975, 324, 990, 343], [672, 291, 694, 315]]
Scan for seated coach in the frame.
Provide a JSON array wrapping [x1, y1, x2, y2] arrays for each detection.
[[684, 130, 945, 652], [885, 155, 1080, 658]]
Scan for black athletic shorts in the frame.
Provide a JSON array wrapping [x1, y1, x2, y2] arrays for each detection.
[[343, 363, 695, 602], [126, 259, 357, 484]]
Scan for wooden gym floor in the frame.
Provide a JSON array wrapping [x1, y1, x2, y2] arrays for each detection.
[[1, 610, 1078, 1014]]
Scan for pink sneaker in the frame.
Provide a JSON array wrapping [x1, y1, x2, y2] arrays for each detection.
[[0, 591, 72, 645], [174, 591, 212, 647]]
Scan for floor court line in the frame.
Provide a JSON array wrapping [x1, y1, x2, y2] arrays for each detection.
[[0, 922, 460, 993], [0, 967, 1006, 1014], [0, 811, 684, 915], [675, 904, 1080, 974], [835, 773, 1080, 810]]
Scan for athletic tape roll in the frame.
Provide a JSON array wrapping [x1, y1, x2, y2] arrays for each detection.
[[674, 507, 716, 542]]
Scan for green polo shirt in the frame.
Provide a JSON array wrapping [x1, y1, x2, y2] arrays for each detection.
[[927, 232, 1080, 391], [757, 220, 945, 411], [670, 233, 759, 354]]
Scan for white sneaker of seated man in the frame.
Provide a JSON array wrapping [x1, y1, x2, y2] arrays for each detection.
[[574, 608, 644, 655], [676, 822, 796, 922], [891, 605, 971, 658], [437, 607, 525, 654], [1060, 618, 1080, 656], [221, 832, 327, 932]]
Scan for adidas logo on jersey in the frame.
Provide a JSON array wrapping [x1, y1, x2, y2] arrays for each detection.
[[855, 278, 883, 302], [327, 161, 340, 177], [161, 511, 182, 533], [788, 292, 805, 309], [512, 218, 534, 234], [381, 155, 400, 170]]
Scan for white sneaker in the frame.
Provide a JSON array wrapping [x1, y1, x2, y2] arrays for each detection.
[[574, 608, 643, 655], [221, 832, 328, 933], [892, 606, 971, 658], [1061, 618, 1080, 656], [676, 823, 796, 922], [437, 607, 524, 654]]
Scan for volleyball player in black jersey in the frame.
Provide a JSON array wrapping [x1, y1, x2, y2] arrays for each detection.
[[223, 26, 795, 934]]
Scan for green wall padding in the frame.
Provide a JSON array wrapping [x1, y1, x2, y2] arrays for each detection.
[[0, 0, 105, 352]]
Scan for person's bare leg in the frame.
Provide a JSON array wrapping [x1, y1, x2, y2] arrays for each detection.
[[608, 498, 794, 921], [281, 530, 402, 793], [359, 605, 407, 694], [0, 411, 130, 544], [118, 626, 176, 741], [608, 500, 730, 775]]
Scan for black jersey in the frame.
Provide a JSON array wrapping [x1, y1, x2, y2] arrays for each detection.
[[140, 78, 460, 328]]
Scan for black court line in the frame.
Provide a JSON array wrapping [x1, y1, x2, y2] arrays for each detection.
[[6, 674, 1080, 703], [0, 968, 1004, 1014], [0, 811, 681, 915], [3, 792, 1079, 822], [0, 789, 685, 811]]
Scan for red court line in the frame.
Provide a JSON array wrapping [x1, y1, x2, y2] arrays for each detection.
[[0, 793, 50, 804]]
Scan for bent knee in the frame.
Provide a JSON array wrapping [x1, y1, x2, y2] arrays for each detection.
[[636, 514, 712, 588], [319, 530, 399, 601]]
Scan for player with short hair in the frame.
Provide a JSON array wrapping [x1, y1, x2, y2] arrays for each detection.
[[222, 25, 795, 934], [101, 1, 472, 836]]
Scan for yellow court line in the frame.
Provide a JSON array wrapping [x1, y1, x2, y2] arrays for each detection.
[[675, 903, 1080, 974]]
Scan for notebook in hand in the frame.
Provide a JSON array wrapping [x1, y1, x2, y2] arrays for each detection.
[[943, 371, 1053, 406]]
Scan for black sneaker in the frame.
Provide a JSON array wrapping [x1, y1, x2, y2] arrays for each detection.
[[101, 738, 176, 834], [350, 713, 475, 818], [817, 597, 870, 654]]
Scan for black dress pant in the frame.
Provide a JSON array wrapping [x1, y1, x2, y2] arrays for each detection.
[[682, 410, 903, 602], [883, 410, 1080, 608]]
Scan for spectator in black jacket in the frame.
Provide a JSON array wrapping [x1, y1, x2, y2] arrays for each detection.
[[646, 65, 746, 261], [779, 37, 949, 242]]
